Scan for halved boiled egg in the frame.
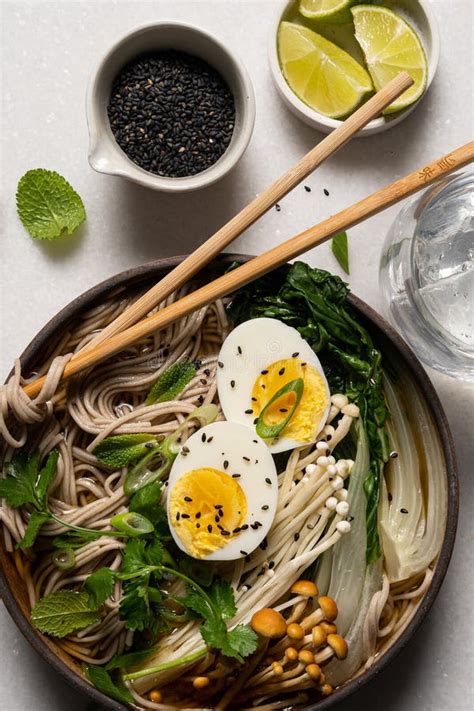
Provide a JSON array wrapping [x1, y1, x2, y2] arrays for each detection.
[[167, 421, 278, 561], [216, 318, 330, 453]]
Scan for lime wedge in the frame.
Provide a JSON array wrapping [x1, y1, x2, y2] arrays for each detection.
[[300, 0, 357, 24], [351, 5, 428, 115], [278, 21, 373, 119]]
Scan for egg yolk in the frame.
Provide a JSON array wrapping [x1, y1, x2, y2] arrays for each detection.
[[169, 467, 247, 559], [251, 357, 328, 443]]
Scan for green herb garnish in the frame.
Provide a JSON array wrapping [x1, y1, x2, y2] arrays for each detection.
[[93, 433, 159, 469], [85, 665, 134, 705], [255, 378, 304, 439], [331, 230, 350, 274], [145, 361, 196, 405], [31, 591, 100, 637], [16, 169, 86, 240]]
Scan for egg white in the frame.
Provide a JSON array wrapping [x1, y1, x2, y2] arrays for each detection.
[[167, 421, 278, 561], [216, 318, 330, 453]]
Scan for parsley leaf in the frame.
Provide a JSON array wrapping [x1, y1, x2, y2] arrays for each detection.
[[84, 567, 116, 608], [207, 578, 237, 620], [0, 452, 41, 508], [93, 434, 159, 469], [222, 624, 259, 659], [16, 169, 86, 240], [31, 590, 100, 637], [331, 231, 350, 275], [145, 361, 196, 405], [85, 665, 133, 705]]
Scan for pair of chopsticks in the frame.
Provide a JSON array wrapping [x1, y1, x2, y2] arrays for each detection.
[[23, 73, 474, 400]]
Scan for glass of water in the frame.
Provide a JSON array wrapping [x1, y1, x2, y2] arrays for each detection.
[[380, 170, 474, 380]]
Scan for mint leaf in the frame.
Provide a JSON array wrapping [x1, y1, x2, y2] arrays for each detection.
[[208, 578, 237, 620], [31, 590, 100, 637], [18, 511, 51, 549], [331, 231, 350, 275], [85, 665, 133, 705], [145, 361, 196, 405], [16, 169, 86, 240], [0, 452, 41, 508], [84, 568, 115, 608], [94, 434, 158, 468], [222, 624, 258, 660]]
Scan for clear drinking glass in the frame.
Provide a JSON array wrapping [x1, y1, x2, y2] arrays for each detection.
[[380, 171, 474, 380]]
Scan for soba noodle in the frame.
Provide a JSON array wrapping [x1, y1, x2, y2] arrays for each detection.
[[0, 282, 444, 709]]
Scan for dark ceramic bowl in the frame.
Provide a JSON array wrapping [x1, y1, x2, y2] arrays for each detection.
[[0, 255, 458, 710]]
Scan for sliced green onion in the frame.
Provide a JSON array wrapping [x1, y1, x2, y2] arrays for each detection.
[[110, 512, 154, 537], [52, 547, 75, 571], [255, 378, 304, 439]]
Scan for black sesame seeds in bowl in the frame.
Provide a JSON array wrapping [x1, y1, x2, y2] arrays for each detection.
[[86, 22, 256, 192]]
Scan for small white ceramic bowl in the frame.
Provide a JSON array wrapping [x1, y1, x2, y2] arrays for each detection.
[[87, 22, 256, 192], [268, 0, 440, 136]]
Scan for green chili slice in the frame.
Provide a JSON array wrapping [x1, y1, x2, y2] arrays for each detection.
[[52, 547, 76, 571], [255, 378, 304, 439], [110, 512, 154, 536]]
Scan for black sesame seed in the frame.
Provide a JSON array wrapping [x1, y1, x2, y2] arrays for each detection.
[[197, 395, 204, 404], [223, 460, 229, 469], [184, 496, 192, 502], [218, 361, 224, 368], [195, 512, 201, 519], [181, 513, 190, 519], [261, 384, 266, 389], [268, 560, 275, 569], [181, 446, 190, 454], [294, 532, 300, 541], [275, 203, 281, 212], [245, 409, 253, 415], [201, 433, 207, 442], [261, 505, 269, 511], [107, 51, 236, 178], [200, 378, 207, 386], [251, 397, 257, 402], [400, 508, 409, 514], [218, 509, 224, 518], [251, 523, 258, 530], [390, 451, 399, 459], [232, 473, 241, 478], [207, 436, 213, 443], [207, 524, 213, 533], [292, 352, 299, 357], [301, 362, 307, 367], [241, 524, 249, 530], [215, 515, 220, 523], [279, 408, 288, 413], [176, 512, 180, 521], [240, 550, 248, 556], [265, 477, 272, 485], [324, 188, 330, 196], [237, 346, 242, 355], [215, 504, 223, 509], [261, 369, 269, 375], [144, 442, 155, 449], [230, 380, 235, 388], [204, 368, 211, 376], [253, 439, 258, 444], [243, 456, 251, 462], [278, 367, 285, 376], [253, 418, 259, 425], [233, 527, 241, 534], [260, 537, 268, 550], [304, 186, 311, 193], [221, 530, 230, 536], [196, 523, 200, 528]]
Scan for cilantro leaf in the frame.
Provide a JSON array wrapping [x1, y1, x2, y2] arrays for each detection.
[[331, 231, 350, 275], [94, 434, 158, 468], [36, 450, 59, 504], [85, 665, 133, 705], [18, 511, 51, 549], [121, 539, 149, 576], [84, 568, 116, 608], [207, 578, 237, 620], [16, 169, 86, 240], [31, 590, 100, 637], [120, 577, 154, 631], [129, 483, 168, 535], [145, 361, 196, 405], [0, 452, 41, 508], [221, 624, 258, 660]]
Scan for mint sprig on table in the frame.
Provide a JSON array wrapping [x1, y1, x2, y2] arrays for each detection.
[[16, 168, 86, 240]]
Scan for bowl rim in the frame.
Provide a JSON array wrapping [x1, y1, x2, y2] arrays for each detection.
[[267, 0, 440, 136], [86, 20, 256, 192], [0, 254, 458, 710]]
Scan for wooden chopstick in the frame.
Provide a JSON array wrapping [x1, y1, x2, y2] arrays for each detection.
[[83, 72, 414, 350], [23, 140, 474, 400]]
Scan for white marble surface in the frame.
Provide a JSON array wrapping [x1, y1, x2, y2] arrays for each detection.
[[1, 0, 473, 709]]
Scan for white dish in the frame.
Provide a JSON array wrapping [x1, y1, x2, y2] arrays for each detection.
[[86, 21, 256, 192], [268, 0, 440, 136]]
